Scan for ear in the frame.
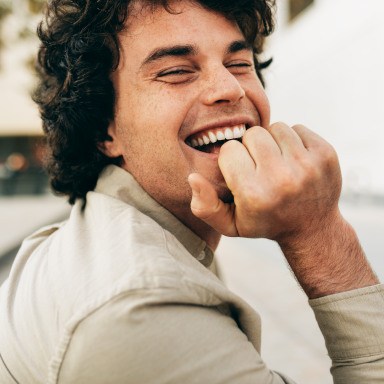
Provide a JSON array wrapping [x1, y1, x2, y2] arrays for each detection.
[[98, 121, 123, 158]]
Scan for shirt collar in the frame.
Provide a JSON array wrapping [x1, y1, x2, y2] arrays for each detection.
[[94, 165, 214, 267]]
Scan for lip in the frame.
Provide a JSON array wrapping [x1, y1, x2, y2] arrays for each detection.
[[183, 116, 257, 142]]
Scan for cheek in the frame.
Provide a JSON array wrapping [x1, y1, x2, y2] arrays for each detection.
[[242, 79, 271, 128], [151, 88, 188, 118], [143, 88, 197, 146]]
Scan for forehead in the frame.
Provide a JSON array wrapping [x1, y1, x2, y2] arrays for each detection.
[[121, 0, 245, 49]]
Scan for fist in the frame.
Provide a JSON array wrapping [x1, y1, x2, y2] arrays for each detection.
[[188, 122, 342, 242]]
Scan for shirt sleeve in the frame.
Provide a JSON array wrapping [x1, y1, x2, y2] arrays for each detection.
[[55, 291, 293, 384], [309, 284, 384, 383]]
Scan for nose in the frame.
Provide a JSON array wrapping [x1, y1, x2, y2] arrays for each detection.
[[200, 66, 245, 106]]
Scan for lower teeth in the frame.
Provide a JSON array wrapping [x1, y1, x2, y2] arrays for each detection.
[[192, 138, 242, 152]]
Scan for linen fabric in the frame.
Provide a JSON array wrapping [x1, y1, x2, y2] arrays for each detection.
[[0, 165, 383, 383]]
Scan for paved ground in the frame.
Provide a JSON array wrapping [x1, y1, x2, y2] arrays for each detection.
[[0, 195, 383, 383], [217, 238, 332, 384], [216, 200, 384, 383]]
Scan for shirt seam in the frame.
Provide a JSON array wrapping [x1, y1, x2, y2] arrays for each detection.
[[310, 285, 384, 307], [51, 278, 226, 384], [0, 351, 19, 384]]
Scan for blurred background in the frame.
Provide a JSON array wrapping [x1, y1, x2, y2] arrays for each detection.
[[0, 0, 70, 285], [0, 0, 383, 382]]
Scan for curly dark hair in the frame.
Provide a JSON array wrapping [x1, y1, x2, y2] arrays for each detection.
[[34, 0, 275, 204]]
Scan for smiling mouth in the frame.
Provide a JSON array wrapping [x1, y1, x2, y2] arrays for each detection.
[[186, 124, 248, 153]]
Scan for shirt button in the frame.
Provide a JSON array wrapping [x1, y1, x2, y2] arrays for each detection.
[[197, 251, 205, 261]]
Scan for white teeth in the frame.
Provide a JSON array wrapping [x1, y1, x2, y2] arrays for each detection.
[[216, 131, 225, 141], [208, 131, 217, 143], [189, 124, 247, 148], [224, 128, 234, 140], [233, 126, 242, 139]]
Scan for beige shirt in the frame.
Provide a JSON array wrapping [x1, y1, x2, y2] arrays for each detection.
[[0, 165, 383, 383]]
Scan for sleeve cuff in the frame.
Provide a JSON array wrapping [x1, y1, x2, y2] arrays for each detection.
[[309, 284, 384, 361]]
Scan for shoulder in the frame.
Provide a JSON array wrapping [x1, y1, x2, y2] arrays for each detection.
[[53, 289, 266, 384], [48, 190, 232, 333]]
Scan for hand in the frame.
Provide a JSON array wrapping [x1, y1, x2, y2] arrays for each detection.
[[188, 122, 342, 243], [188, 122, 378, 298]]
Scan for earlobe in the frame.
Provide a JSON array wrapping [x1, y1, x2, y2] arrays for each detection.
[[98, 122, 122, 158]]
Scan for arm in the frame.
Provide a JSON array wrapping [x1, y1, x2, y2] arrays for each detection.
[[310, 285, 384, 383], [56, 294, 293, 384], [188, 123, 378, 298], [188, 123, 383, 381]]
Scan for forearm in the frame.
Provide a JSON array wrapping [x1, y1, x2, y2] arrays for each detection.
[[278, 209, 379, 299], [188, 122, 383, 382]]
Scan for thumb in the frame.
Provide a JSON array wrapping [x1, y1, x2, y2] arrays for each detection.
[[188, 173, 238, 237]]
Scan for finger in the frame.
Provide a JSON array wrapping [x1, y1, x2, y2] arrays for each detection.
[[292, 124, 340, 173], [267, 122, 307, 156], [291, 124, 329, 150], [218, 139, 256, 195], [240, 126, 282, 166], [188, 173, 238, 236]]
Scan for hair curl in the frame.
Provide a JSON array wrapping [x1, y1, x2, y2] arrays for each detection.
[[34, 0, 275, 204]]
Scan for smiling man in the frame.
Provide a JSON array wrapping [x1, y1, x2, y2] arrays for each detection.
[[102, 1, 271, 249], [0, 0, 383, 383]]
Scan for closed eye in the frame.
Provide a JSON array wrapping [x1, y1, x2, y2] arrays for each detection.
[[226, 62, 254, 75], [156, 67, 197, 84], [226, 62, 253, 69], [227, 63, 252, 67], [157, 69, 193, 77]]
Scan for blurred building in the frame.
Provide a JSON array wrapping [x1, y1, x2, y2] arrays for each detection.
[[266, 0, 384, 199], [1, 0, 383, 198], [0, 0, 47, 195]]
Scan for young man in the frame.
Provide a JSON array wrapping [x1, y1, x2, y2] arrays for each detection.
[[0, 0, 383, 383]]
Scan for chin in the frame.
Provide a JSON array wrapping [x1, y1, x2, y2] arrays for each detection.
[[207, 173, 234, 204], [216, 185, 234, 204]]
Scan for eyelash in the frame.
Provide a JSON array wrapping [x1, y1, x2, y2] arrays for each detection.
[[228, 63, 252, 68], [157, 69, 193, 77], [158, 62, 252, 77]]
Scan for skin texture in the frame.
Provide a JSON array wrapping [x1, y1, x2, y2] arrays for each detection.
[[103, 0, 270, 249], [104, 0, 379, 298], [188, 123, 379, 298]]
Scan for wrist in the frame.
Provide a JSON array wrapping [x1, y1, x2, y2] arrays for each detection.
[[277, 210, 379, 299]]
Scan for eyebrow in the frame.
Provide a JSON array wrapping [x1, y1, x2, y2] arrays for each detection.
[[141, 45, 197, 68], [140, 40, 252, 68], [226, 40, 252, 54]]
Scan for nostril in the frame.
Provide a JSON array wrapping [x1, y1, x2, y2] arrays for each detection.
[[214, 99, 231, 104]]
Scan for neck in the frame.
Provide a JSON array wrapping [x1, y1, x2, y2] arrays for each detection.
[[183, 211, 222, 250], [169, 203, 221, 250]]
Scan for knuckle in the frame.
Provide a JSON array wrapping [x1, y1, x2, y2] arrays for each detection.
[[269, 121, 289, 130], [291, 123, 308, 133], [267, 121, 289, 135], [317, 143, 339, 168]]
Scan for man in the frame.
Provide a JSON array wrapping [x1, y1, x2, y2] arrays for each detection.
[[0, 0, 383, 383]]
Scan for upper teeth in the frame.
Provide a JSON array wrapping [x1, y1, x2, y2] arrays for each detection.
[[189, 124, 246, 148]]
